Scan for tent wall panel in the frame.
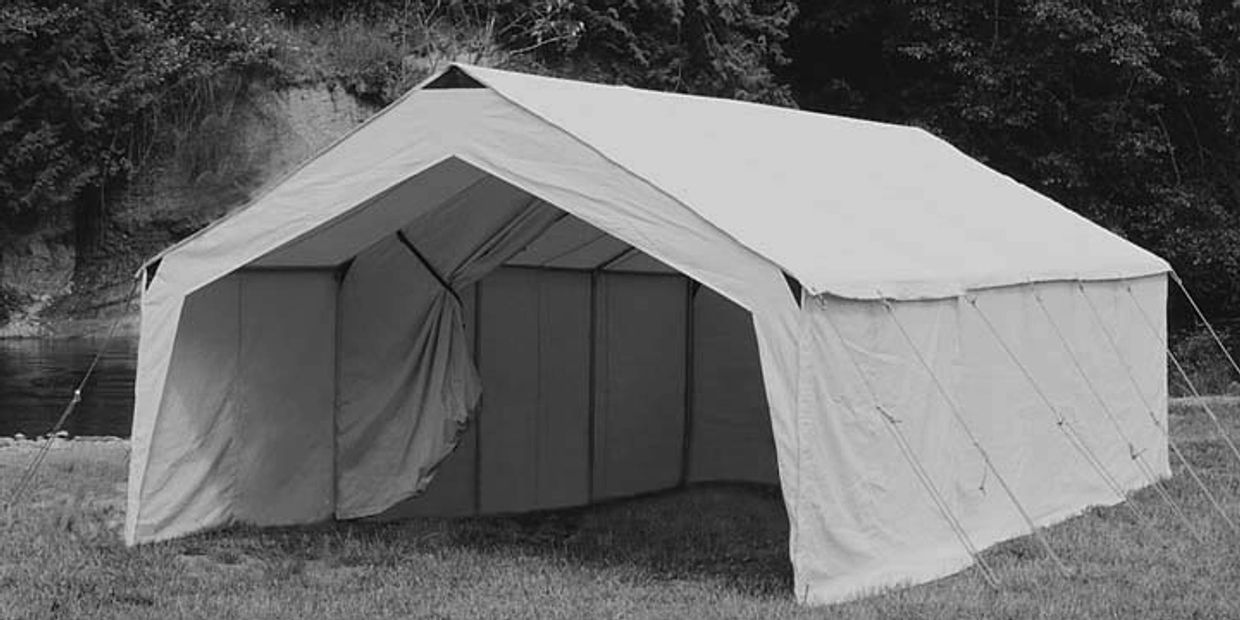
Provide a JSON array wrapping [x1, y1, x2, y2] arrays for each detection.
[[372, 286, 481, 519], [130, 277, 241, 541], [232, 270, 337, 525], [687, 287, 779, 485], [792, 275, 1167, 604], [532, 270, 593, 508], [476, 268, 540, 512], [335, 238, 480, 519], [334, 176, 556, 519], [130, 271, 338, 539], [379, 428, 480, 519], [477, 268, 591, 512], [592, 273, 688, 499], [951, 278, 1167, 523]]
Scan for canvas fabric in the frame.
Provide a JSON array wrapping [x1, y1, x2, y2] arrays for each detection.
[[127, 67, 1171, 605]]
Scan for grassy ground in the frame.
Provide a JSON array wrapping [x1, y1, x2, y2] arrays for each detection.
[[2, 401, 1240, 619]]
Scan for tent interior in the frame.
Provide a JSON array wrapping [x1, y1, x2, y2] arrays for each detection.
[[190, 155, 781, 523], [381, 245, 781, 519]]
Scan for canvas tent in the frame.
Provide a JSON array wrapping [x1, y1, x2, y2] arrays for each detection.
[[127, 64, 1171, 604]]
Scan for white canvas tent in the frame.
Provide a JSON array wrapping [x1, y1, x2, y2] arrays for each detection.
[[127, 64, 1171, 604]]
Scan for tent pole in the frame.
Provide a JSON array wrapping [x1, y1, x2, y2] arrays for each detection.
[[680, 279, 698, 488], [597, 246, 637, 271], [587, 272, 598, 503], [473, 281, 483, 515], [330, 262, 351, 520]]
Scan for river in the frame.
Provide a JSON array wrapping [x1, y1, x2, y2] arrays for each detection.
[[0, 337, 137, 437]]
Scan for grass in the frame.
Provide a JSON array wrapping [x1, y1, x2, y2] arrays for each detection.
[[3, 401, 1240, 619]]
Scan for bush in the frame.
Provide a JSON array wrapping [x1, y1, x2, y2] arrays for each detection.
[[1170, 325, 1240, 397], [787, 0, 1240, 321]]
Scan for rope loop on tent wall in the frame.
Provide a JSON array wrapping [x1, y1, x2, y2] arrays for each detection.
[[1077, 282, 1239, 537], [873, 404, 900, 426], [1171, 271, 1240, 385], [816, 299, 1001, 589], [5, 275, 141, 512], [1125, 285, 1240, 472], [966, 297, 1156, 533], [1031, 289, 1199, 542], [878, 294, 1075, 579]]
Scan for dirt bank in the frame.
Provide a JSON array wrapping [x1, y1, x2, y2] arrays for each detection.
[[0, 84, 372, 340]]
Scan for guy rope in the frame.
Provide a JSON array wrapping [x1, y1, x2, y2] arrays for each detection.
[[4, 275, 140, 511]]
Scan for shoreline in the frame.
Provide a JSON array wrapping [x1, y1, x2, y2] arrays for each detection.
[[0, 311, 140, 341], [0, 435, 130, 447]]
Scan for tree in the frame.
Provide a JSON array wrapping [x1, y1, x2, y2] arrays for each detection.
[[552, 0, 798, 104], [0, 0, 282, 225], [786, 0, 1240, 320], [270, 0, 799, 106]]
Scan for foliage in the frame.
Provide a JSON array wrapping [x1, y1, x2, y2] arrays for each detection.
[[0, 0, 797, 224], [282, 1, 587, 106], [19, 0, 1240, 336], [547, 0, 798, 105], [0, 0, 285, 222], [1171, 323, 1240, 396], [787, 0, 1240, 321], [276, 1, 798, 107]]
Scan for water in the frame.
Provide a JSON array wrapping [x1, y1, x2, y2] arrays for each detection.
[[0, 337, 137, 437]]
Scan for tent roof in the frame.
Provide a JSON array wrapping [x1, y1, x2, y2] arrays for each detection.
[[456, 64, 1168, 299], [149, 63, 1169, 301]]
